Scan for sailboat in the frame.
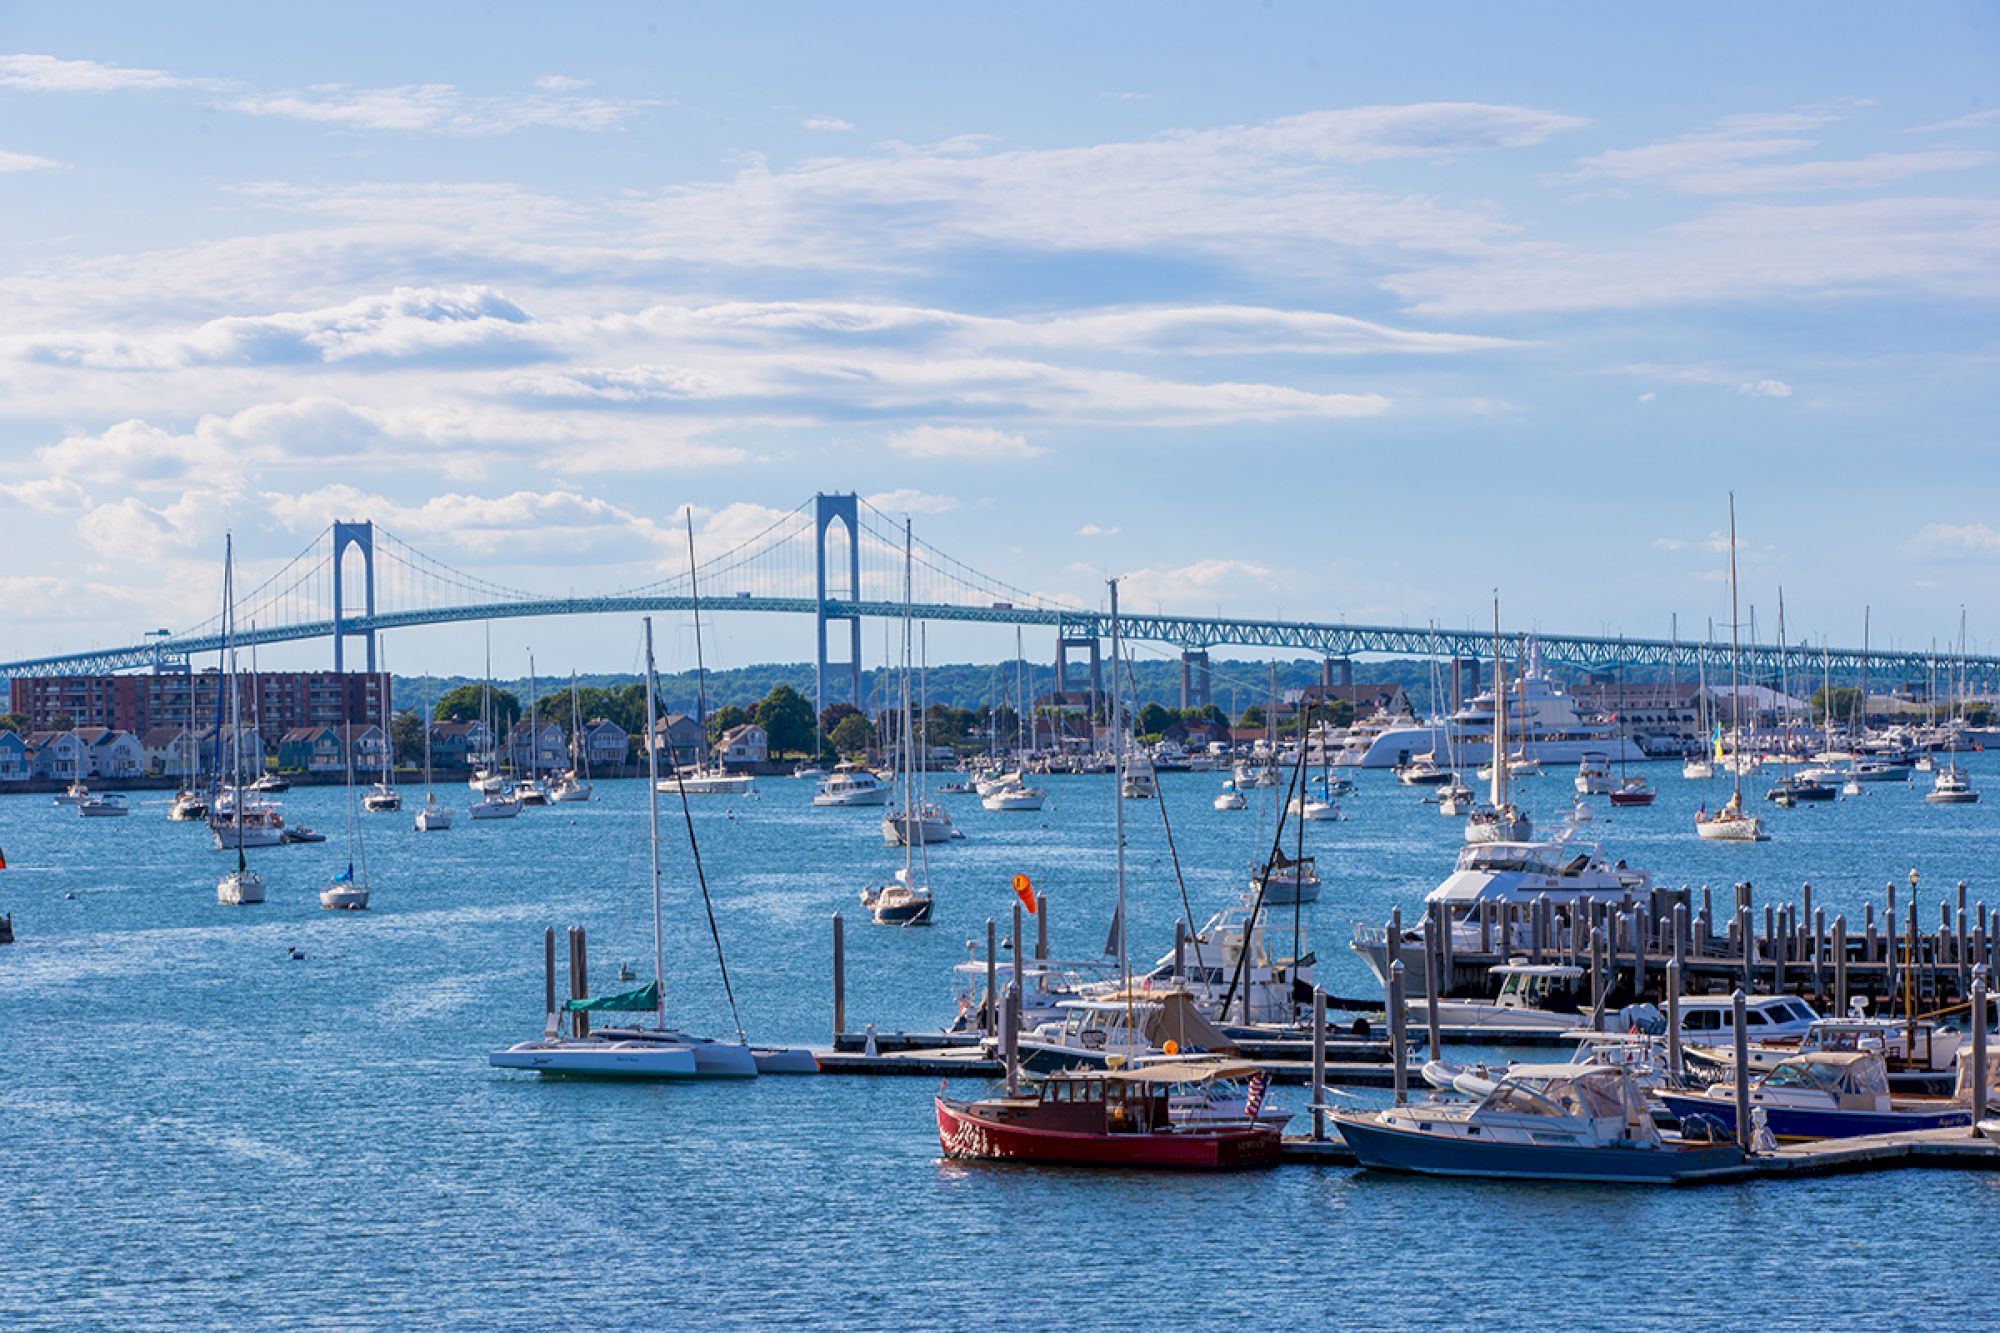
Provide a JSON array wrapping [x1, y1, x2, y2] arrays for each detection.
[[214, 538, 267, 905], [878, 521, 956, 852], [167, 665, 208, 821], [862, 526, 934, 926], [321, 720, 371, 910], [490, 618, 815, 1078], [362, 641, 402, 811], [548, 672, 595, 802], [415, 675, 453, 831], [1683, 619, 1717, 780], [1468, 598, 1532, 842], [1695, 495, 1768, 842], [467, 628, 523, 820], [1928, 608, 1980, 804], [662, 513, 756, 796]]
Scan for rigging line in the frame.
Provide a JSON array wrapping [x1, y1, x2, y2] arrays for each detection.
[[667, 742, 744, 1043], [1113, 632, 1209, 981], [177, 526, 333, 636], [1220, 718, 1312, 1019], [609, 501, 812, 597]]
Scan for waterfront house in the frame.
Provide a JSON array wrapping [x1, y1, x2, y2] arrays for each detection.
[[506, 720, 567, 774], [335, 724, 388, 775], [141, 725, 199, 777], [650, 714, 707, 768], [75, 727, 145, 779], [0, 730, 27, 782], [428, 720, 491, 771], [278, 726, 342, 773], [27, 731, 85, 780], [198, 724, 267, 777], [577, 718, 629, 772], [715, 723, 769, 769]]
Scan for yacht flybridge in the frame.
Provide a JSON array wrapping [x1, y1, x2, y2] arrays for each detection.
[[1344, 645, 1646, 770]]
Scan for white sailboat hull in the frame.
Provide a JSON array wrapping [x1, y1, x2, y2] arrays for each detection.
[[489, 1040, 700, 1078], [217, 870, 266, 905]]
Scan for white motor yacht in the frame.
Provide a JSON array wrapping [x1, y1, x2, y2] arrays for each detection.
[[1926, 764, 1979, 804], [1435, 782, 1474, 816], [79, 794, 130, 817], [981, 780, 1046, 812], [209, 802, 287, 848], [362, 782, 401, 812], [469, 791, 523, 820], [664, 768, 756, 795], [813, 766, 892, 807], [1121, 771, 1157, 799], [1344, 651, 1647, 769], [1574, 752, 1615, 795]]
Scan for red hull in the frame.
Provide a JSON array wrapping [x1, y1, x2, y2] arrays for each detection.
[[934, 1097, 1280, 1170], [1608, 791, 1656, 806]]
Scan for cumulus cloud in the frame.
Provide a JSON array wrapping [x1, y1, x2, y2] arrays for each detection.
[[0, 476, 89, 511], [1078, 523, 1120, 536], [802, 116, 853, 132], [886, 426, 1045, 460], [0, 148, 59, 172], [1910, 522, 2000, 558], [0, 53, 200, 93], [1116, 558, 1278, 609], [1737, 379, 1792, 397], [864, 488, 960, 514], [262, 483, 677, 563], [534, 74, 593, 92]]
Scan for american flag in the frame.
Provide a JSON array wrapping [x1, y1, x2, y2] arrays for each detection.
[[1242, 1070, 1269, 1119]]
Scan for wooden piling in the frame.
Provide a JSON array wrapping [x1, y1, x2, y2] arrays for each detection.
[[1173, 918, 1185, 984], [1589, 926, 1606, 1031], [1036, 896, 1049, 961], [831, 912, 846, 1040], [1012, 901, 1024, 983], [1813, 908, 1826, 1000], [1001, 979, 1021, 1096], [1738, 906, 1754, 994], [1733, 989, 1751, 1153], [1666, 960, 1683, 1078], [1971, 972, 1989, 1133], [544, 927, 557, 1025], [1422, 913, 1443, 1053], [1833, 915, 1849, 1016], [571, 926, 589, 1038], [1388, 960, 1408, 1107], [984, 917, 997, 1036], [1312, 988, 1327, 1142], [1438, 903, 1455, 991]]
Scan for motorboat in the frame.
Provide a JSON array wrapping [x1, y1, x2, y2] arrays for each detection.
[[468, 791, 523, 820], [1250, 853, 1320, 905], [1407, 962, 1589, 1032], [1015, 991, 1236, 1072], [1573, 752, 1614, 796], [1682, 757, 1716, 780], [1671, 993, 1819, 1047], [167, 790, 209, 821], [249, 772, 291, 794], [210, 802, 287, 848], [469, 769, 510, 794], [1683, 1010, 1963, 1094], [935, 1061, 1283, 1170], [1343, 651, 1648, 769], [283, 824, 327, 844], [1694, 795, 1766, 842], [791, 763, 829, 781], [1332, 1062, 1743, 1182], [1394, 754, 1453, 786], [1657, 1051, 1974, 1141], [78, 794, 130, 817], [362, 782, 402, 812], [53, 781, 92, 806], [1926, 764, 1979, 804], [974, 769, 1026, 797], [981, 780, 1046, 812], [216, 867, 266, 906], [664, 768, 756, 795], [1121, 771, 1157, 799], [1608, 777, 1656, 807], [1109, 898, 1317, 1027], [860, 866, 933, 926], [1765, 773, 1835, 804], [415, 794, 454, 831], [516, 778, 551, 807], [814, 766, 893, 807], [1213, 782, 1247, 811]]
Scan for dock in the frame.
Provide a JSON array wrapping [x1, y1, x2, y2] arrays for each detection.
[[814, 1046, 1409, 1087]]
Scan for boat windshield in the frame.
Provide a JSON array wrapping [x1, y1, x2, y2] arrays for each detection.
[[1764, 1057, 1887, 1095], [1456, 845, 1559, 876]]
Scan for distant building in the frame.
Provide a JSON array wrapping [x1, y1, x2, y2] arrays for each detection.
[[650, 714, 707, 768], [428, 721, 491, 771], [141, 725, 199, 777], [199, 724, 267, 776], [0, 731, 28, 782], [577, 718, 629, 772], [26, 731, 84, 781], [74, 727, 145, 779], [278, 726, 344, 774], [506, 720, 567, 774], [1283, 683, 1411, 717], [715, 723, 769, 768], [9, 669, 390, 746]]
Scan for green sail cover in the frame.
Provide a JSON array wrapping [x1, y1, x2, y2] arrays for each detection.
[[563, 980, 660, 1013]]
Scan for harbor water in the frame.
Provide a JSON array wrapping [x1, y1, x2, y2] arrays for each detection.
[[5, 762, 1999, 1329]]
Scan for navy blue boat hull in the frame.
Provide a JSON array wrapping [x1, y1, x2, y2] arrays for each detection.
[[1658, 1093, 1972, 1141], [1332, 1114, 1743, 1183]]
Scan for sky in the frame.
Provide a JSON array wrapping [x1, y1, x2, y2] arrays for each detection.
[[1, 2, 1997, 681]]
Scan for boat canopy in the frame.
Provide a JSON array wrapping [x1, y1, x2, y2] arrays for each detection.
[[1060, 989, 1235, 1053], [563, 980, 661, 1012], [1763, 1051, 1889, 1096], [1097, 1058, 1265, 1085]]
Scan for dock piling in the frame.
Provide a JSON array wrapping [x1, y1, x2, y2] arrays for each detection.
[[1422, 913, 1442, 1053], [1971, 970, 1989, 1134], [1173, 918, 1185, 986], [1732, 989, 1751, 1153], [1666, 960, 1683, 1078], [1036, 896, 1048, 962], [1311, 988, 1327, 1142], [1388, 959, 1408, 1106], [831, 912, 845, 1041], [1001, 980, 1020, 1096], [984, 918, 997, 1036]]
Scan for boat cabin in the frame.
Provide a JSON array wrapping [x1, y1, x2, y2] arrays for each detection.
[[1676, 995, 1818, 1043], [1491, 963, 1586, 1015], [1755, 1051, 1891, 1112]]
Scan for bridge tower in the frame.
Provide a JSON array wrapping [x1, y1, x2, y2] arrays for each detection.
[[1179, 650, 1211, 710], [1055, 636, 1103, 717], [331, 521, 377, 675], [814, 493, 864, 720]]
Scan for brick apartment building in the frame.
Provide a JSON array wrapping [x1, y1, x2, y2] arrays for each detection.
[[10, 669, 391, 747]]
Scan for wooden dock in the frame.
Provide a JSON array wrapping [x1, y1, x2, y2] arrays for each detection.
[[813, 1047, 1408, 1087]]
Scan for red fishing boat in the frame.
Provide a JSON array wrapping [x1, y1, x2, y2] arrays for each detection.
[[1608, 777, 1656, 807], [934, 1060, 1283, 1170]]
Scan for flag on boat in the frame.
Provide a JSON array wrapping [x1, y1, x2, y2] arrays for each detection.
[[564, 979, 662, 1012], [1012, 873, 1037, 915], [1712, 725, 1725, 762], [333, 863, 354, 884], [1243, 1070, 1269, 1118]]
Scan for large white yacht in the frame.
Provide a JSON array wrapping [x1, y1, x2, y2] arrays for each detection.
[[1336, 647, 1646, 769]]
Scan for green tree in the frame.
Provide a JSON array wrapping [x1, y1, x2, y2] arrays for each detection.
[[390, 709, 426, 767], [46, 710, 75, 731], [820, 702, 862, 733], [1238, 704, 1265, 728], [829, 712, 876, 755], [755, 684, 818, 757], [706, 703, 751, 743], [1809, 685, 1863, 727], [1134, 702, 1172, 737], [434, 685, 520, 732], [0, 712, 24, 734]]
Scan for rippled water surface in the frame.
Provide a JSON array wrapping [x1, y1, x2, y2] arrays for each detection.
[[5, 762, 1998, 1330]]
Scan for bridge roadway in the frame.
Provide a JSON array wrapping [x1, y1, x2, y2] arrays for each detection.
[[1, 594, 1985, 683]]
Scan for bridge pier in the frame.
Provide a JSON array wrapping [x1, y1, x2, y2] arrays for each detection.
[[1179, 650, 1211, 711], [1450, 656, 1479, 711], [1055, 636, 1103, 717], [813, 493, 865, 722], [330, 521, 377, 675]]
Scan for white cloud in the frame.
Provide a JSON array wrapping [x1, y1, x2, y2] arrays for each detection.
[[1117, 558, 1278, 608], [1908, 108, 2000, 134], [1571, 110, 1992, 196], [228, 83, 656, 135], [0, 148, 58, 172], [1637, 391, 1656, 403], [262, 483, 676, 564], [1910, 522, 2000, 558], [534, 74, 593, 92], [0, 53, 197, 93], [1737, 379, 1792, 397], [886, 426, 1044, 460], [864, 488, 960, 515], [1078, 523, 1120, 536], [802, 116, 853, 132], [0, 476, 89, 511]]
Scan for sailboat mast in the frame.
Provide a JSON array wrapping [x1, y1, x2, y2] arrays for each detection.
[[1110, 577, 1129, 993], [1015, 627, 1026, 758], [642, 616, 667, 1031], [1490, 595, 1505, 809], [1728, 494, 1743, 807], [901, 519, 914, 844], [686, 511, 708, 742], [527, 653, 537, 780], [225, 535, 245, 868]]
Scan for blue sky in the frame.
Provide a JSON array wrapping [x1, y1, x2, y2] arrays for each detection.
[[1, 3, 1997, 679]]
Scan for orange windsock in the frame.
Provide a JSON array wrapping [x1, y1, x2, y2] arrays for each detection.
[[1012, 872, 1037, 915]]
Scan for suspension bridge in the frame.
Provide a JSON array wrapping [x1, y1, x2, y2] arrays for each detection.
[[1, 494, 1986, 706]]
